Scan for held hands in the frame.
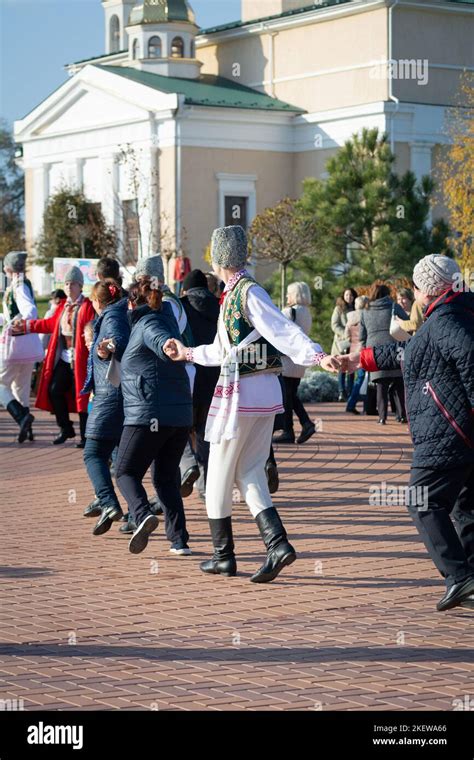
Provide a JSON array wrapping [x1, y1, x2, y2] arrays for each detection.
[[335, 351, 361, 374], [163, 338, 187, 361], [320, 355, 342, 373], [11, 319, 26, 336], [97, 338, 115, 359]]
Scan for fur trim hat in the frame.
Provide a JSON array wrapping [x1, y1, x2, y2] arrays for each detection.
[[211, 226, 248, 270]]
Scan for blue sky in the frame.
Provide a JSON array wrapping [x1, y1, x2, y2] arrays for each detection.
[[0, 0, 242, 128]]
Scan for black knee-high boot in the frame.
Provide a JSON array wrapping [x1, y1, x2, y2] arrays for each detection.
[[6, 400, 34, 444], [24, 407, 34, 441], [250, 507, 296, 583], [265, 447, 279, 494], [76, 412, 88, 449], [200, 517, 237, 577]]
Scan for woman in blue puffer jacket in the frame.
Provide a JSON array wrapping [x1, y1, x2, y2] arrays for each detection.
[[81, 279, 131, 537], [115, 277, 193, 556]]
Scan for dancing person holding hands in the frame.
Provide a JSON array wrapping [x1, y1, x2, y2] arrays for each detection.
[[114, 278, 193, 555], [164, 225, 340, 584], [337, 255, 474, 612], [81, 279, 130, 536]]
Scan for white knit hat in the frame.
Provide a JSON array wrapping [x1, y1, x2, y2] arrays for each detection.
[[413, 254, 461, 296]]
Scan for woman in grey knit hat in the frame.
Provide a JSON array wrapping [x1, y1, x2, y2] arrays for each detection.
[[338, 254, 474, 612]]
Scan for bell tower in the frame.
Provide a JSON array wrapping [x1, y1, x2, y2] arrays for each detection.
[[102, 1, 136, 54], [126, 0, 201, 78]]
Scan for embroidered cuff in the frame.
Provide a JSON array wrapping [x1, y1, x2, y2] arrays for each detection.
[[312, 352, 327, 366], [360, 347, 378, 372], [185, 347, 194, 363]]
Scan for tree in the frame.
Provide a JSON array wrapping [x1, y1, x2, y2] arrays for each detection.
[[249, 197, 316, 307], [36, 187, 117, 272], [436, 71, 474, 271], [0, 120, 24, 258], [298, 127, 449, 284]]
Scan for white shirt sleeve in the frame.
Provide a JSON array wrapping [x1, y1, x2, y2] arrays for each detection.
[[14, 283, 38, 320], [192, 329, 223, 367], [246, 285, 325, 366]]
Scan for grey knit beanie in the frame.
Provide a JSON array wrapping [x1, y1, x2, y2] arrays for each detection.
[[64, 265, 84, 286], [135, 255, 164, 281], [211, 226, 248, 270], [4, 251, 27, 273], [413, 254, 461, 296]]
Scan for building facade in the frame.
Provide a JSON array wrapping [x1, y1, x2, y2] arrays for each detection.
[[14, 0, 474, 292]]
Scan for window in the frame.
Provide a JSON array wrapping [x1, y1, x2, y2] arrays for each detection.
[[225, 196, 248, 229], [110, 15, 120, 53], [190, 39, 196, 58], [171, 36, 184, 58], [122, 199, 140, 264], [148, 36, 162, 58], [132, 39, 139, 59]]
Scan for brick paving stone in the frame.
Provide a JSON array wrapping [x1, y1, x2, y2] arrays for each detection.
[[1, 403, 473, 711]]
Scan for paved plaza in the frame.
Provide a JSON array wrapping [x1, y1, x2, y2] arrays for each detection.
[[0, 404, 473, 711]]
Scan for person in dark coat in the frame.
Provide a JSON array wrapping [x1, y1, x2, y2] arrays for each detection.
[[339, 255, 474, 612], [359, 283, 407, 424], [115, 278, 193, 555], [180, 269, 220, 498], [81, 279, 131, 536]]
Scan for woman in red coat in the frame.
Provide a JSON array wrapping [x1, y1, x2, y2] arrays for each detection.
[[12, 266, 95, 447]]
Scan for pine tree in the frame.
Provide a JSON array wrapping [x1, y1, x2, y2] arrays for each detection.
[[298, 127, 449, 284]]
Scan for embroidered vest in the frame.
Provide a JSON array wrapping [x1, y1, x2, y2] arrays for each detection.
[[5, 277, 35, 320], [163, 290, 194, 347], [222, 276, 282, 377]]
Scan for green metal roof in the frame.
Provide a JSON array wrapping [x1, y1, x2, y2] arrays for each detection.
[[98, 65, 304, 112], [128, 0, 196, 27], [199, 0, 353, 35]]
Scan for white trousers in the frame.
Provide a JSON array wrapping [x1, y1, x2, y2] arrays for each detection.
[[0, 362, 35, 409], [206, 415, 274, 520]]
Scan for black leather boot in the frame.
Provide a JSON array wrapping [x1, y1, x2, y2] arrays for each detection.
[[250, 507, 296, 583], [53, 423, 75, 444], [24, 408, 34, 441], [75, 412, 88, 449], [200, 517, 237, 577], [6, 400, 34, 443]]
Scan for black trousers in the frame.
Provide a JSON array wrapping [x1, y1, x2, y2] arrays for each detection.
[[283, 376, 311, 434], [374, 377, 405, 421], [408, 464, 474, 587], [48, 359, 74, 429], [116, 425, 190, 543]]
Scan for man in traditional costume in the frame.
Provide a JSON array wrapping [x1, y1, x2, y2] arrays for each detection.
[[0, 251, 44, 442], [164, 225, 339, 583]]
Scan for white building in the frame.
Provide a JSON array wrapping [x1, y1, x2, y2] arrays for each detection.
[[14, 0, 474, 293]]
